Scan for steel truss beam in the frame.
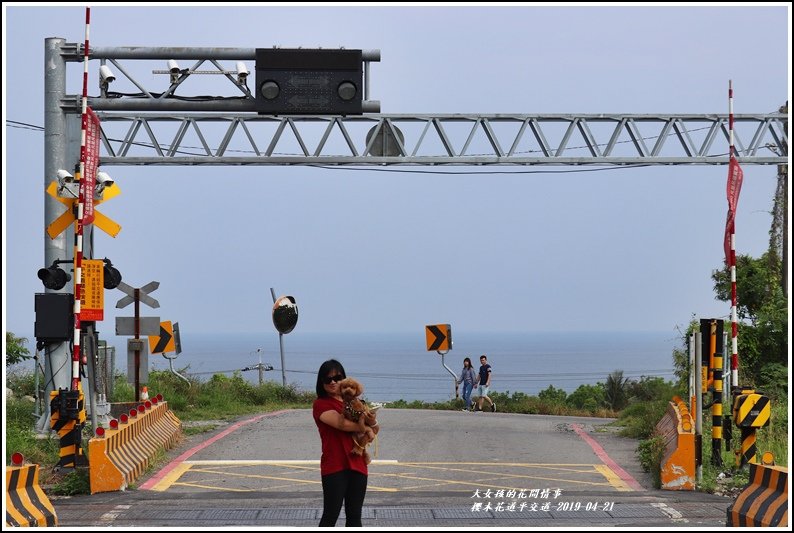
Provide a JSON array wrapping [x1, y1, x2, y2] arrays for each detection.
[[91, 112, 786, 166]]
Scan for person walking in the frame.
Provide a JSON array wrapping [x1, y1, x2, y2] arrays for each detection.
[[313, 359, 369, 527], [475, 354, 496, 412], [456, 357, 477, 411]]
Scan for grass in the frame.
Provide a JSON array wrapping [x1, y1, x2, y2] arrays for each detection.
[[387, 390, 618, 418]]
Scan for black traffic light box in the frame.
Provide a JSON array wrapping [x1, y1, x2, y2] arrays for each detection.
[[255, 48, 363, 115], [35, 293, 74, 342]]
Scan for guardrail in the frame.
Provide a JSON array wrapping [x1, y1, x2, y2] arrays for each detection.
[[727, 462, 788, 527], [88, 395, 181, 494], [5, 463, 58, 527], [654, 395, 695, 490]]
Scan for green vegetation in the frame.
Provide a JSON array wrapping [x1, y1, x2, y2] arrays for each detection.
[[637, 436, 665, 489], [6, 332, 31, 366], [111, 370, 315, 420]]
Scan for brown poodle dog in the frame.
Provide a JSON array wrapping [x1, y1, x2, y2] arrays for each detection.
[[338, 377, 380, 464]]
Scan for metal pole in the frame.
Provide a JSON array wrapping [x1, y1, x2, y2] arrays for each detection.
[[40, 37, 72, 432], [85, 325, 98, 432], [258, 349, 263, 386], [109, 345, 115, 400], [279, 334, 286, 387], [439, 351, 458, 397], [269, 288, 287, 387], [689, 334, 698, 413], [695, 332, 703, 484], [134, 288, 140, 402]]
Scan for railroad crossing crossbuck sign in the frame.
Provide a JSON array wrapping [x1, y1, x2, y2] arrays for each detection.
[[115, 281, 160, 309], [426, 324, 452, 352]]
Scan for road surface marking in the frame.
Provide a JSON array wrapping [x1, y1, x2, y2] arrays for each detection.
[[570, 423, 644, 491]]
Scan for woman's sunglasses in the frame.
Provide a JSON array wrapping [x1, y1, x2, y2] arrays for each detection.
[[323, 375, 344, 385]]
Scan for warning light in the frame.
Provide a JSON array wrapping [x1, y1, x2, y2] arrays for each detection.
[[37, 262, 72, 290], [151, 396, 159, 405], [156, 394, 163, 401], [138, 404, 146, 412], [95, 427, 105, 437], [110, 419, 119, 429], [129, 408, 137, 417], [761, 451, 776, 466], [145, 400, 152, 409], [11, 452, 24, 466], [102, 258, 122, 289], [120, 414, 129, 424]]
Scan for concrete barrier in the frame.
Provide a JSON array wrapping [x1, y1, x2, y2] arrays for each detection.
[[727, 462, 788, 527], [88, 397, 181, 494], [5, 464, 58, 527], [654, 395, 695, 490]]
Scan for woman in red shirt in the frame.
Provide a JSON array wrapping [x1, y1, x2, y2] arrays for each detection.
[[313, 359, 369, 527]]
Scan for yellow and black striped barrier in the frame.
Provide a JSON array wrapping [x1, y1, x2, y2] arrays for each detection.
[[5, 463, 58, 527], [88, 395, 181, 494], [727, 462, 788, 527], [732, 389, 771, 467], [50, 386, 88, 469]]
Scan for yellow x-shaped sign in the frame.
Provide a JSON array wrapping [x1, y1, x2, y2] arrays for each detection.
[[46, 181, 122, 239]]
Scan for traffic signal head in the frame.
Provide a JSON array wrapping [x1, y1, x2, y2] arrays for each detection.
[[103, 259, 122, 289], [37, 263, 71, 290]]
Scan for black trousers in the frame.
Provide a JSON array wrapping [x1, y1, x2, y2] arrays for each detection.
[[319, 470, 368, 527]]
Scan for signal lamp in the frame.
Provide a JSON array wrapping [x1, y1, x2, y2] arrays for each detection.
[[38, 262, 71, 290], [103, 258, 122, 289]]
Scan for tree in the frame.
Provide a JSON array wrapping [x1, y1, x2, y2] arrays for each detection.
[[710, 251, 788, 386], [6, 332, 30, 367], [604, 370, 629, 411], [712, 252, 781, 321]]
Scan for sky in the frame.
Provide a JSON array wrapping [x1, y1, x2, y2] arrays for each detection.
[[2, 4, 791, 356]]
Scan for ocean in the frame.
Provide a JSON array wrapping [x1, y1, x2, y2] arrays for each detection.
[[125, 330, 680, 403]]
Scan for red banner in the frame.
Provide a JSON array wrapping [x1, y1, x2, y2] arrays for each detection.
[[79, 107, 100, 224], [723, 156, 743, 265], [726, 156, 743, 215], [724, 211, 734, 265]]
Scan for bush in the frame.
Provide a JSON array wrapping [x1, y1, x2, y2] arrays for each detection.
[[538, 385, 567, 405], [627, 376, 676, 402], [6, 368, 38, 397], [619, 398, 670, 439], [637, 435, 666, 489], [567, 383, 605, 411]]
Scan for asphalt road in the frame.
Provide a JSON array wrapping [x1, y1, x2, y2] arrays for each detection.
[[52, 407, 731, 527]]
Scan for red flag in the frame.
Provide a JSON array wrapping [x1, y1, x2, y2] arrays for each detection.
[[724, 211, 734, 265], [724, 156, 743, 265], [726, 156, 743, 215]]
